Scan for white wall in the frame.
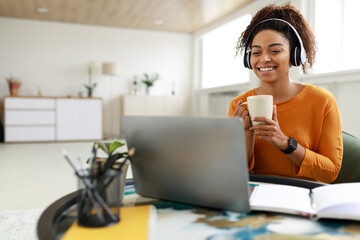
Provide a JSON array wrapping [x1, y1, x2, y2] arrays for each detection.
[[0, 17, 192, 138]]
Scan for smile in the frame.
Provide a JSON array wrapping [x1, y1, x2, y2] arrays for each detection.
[[259, 67, 276, 72]]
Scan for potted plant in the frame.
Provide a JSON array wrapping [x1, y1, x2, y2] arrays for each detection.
[[84, 61, 97, 97], [88, 141, 134, 201], [141, 73, 159, 95], [93, 141, 128, 163], [6, 76, 21, 96]]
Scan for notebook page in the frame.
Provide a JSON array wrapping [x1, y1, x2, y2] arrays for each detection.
[[250, 184, 314, 214], [318, 203, 360, 220], [312, 182, 360, 213]]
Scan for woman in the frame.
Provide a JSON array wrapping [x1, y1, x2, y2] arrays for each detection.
[[228, 4, 342, 183]]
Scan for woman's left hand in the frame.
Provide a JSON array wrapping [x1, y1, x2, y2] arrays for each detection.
[[249, 105, 289, 150]]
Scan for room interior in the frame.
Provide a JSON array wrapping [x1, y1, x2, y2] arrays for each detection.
[[1, 0, 360, 238], [0, 0, 257, 209]]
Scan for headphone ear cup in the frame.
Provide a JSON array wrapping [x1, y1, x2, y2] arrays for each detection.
[[296, 46, 302, 66], [290, 46, 296, 66], [291, 46, 302, 66], [244, 51, 252, 69]]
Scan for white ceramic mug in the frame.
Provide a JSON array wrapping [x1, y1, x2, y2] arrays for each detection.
[[240, 95, 273, 125]]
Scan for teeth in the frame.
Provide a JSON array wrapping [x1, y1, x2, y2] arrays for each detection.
[[259, 67, 274, 71]]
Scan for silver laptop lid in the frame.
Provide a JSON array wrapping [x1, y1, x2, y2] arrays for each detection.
[[122, 116, 250, 213]]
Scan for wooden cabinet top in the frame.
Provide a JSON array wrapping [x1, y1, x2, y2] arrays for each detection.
[[4, 96, 102, 100]]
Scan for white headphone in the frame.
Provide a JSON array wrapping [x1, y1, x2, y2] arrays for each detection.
[[243, 18, 306, 69]]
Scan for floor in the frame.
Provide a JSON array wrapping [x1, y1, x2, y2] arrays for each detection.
[[0, 140, 132, 211]]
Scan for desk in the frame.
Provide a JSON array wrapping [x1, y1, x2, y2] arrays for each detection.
[[38, 183, 360, 240]]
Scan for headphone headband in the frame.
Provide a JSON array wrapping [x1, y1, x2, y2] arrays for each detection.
[[243, 18, 306, 69]]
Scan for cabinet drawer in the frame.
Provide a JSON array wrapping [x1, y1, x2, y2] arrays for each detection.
[[5, 127, 55, 142], [5, 98, 55, 109], [5, 110, 55, 125]]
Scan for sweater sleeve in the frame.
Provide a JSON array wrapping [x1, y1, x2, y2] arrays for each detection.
[[228, 97, 238, 117], [228, 94, 255, 170], [296, 95, 343, 183]]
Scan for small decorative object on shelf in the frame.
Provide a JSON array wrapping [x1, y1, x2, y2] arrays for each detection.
[[6, 75, 21, 96], [62, 141, 134, 228], [141, 73, 159, 95], [36, 85, 42, 97], [171, 81, 176, 95], [130, 76, 140, 95], [84, 61, 97, 97]]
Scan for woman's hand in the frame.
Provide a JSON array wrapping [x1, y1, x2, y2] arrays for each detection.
[[237, 104, 305, 168], [232, 100, 252, 130], [249, 105, 289, 150]]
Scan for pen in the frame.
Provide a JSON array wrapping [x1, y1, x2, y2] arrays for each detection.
[[309, 189, 316, 209], [88, 143, 98, 175]]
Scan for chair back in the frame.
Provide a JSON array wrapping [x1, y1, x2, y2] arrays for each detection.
[[333, 131, 360, 183]]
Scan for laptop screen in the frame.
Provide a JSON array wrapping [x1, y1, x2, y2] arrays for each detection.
[[122, 116, 250, 213]]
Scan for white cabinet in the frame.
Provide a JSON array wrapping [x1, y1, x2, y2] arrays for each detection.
[[78, 99, 102, 140], [4, 97, 56, 142], [56, 99, 102, 141], [4, 97, 102, 142], [123, 95, 186, 116]]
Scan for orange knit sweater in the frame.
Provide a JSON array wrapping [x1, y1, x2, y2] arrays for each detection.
[[228, 84, 343, 183]]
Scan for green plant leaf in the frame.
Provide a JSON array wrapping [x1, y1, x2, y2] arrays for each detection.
[[141, 73, 159, 87], [109, 141, 125, 153], [96, 142, 109, 154], [84, 83, 97, 90]]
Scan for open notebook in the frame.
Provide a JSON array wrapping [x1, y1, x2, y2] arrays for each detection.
[[250, 182, 360, 220], [122, 116, 251, 213]]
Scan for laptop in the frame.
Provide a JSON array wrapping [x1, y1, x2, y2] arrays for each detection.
[[122, 116, 250, 213]]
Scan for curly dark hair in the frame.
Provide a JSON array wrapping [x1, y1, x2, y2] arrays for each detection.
[[236, 4, 316, 74]]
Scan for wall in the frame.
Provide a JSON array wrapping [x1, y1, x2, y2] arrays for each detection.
[[0, 17, 192, 138]]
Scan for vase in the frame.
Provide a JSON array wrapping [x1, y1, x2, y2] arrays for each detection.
[[145, 87, 151, 95], [10, 88, 18, 96], [87, 88, 93, 98]]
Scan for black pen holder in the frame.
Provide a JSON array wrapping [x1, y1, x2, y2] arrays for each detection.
[[77, 161, 129, 227]]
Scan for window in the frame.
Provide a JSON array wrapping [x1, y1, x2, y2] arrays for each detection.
[[201, 14, 251, 89], [313, 0, 360, 74]]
